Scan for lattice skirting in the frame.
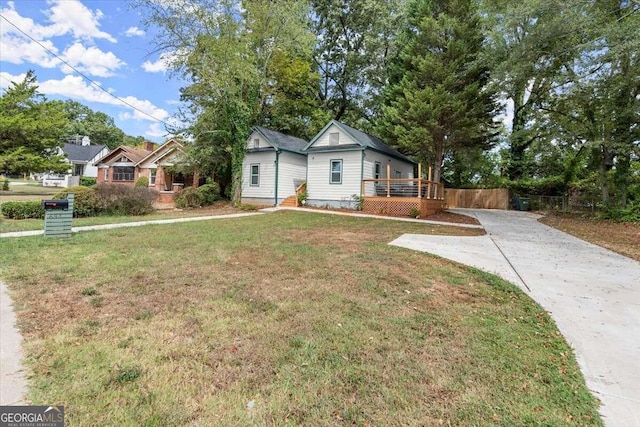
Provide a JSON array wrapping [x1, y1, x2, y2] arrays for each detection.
[[362, 197, 445, 218]]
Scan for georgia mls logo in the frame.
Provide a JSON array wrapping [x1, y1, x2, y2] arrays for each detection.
[[0, 405, 64, 427]]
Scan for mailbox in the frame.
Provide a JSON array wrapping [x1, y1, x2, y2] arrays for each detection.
[[41, 199, 69, 210]]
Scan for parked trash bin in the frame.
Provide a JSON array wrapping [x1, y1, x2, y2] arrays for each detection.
[[513, 196, 530, 211]]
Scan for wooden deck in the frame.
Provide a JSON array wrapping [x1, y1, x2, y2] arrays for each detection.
[[361, 176, 445, 219]]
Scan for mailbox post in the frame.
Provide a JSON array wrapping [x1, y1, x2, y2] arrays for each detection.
[[42, 194, 74, 237]]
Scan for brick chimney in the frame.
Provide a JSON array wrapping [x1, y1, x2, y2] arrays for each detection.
[[143, 141, 155, 152]]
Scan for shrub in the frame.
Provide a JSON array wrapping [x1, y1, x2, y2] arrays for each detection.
[[600, 202, 640, 222], [135, 176, 149, 188], [1, 201, 45, 219], [53, 186, 100, 217], [94, 183, 157, 216], [409, 207, 421, 218], [174, 187, 203, 209], [2, 179, 9, 191], [79, 177, 96, 187], [197, 182, 221, 204], [174, 183, 221, 209], [237, 203, 258, 211]]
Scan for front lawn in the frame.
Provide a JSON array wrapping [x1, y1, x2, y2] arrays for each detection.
[[0, 202, 244, 234], [0, 211, 601, 425]]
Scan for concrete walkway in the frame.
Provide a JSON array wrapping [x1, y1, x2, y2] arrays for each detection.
[[390, 208, 640, 426], [0, 281, 27, 405], [0, 212, 265, 238]]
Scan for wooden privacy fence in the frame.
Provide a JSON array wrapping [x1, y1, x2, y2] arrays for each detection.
[[444, 188, 509, 210]]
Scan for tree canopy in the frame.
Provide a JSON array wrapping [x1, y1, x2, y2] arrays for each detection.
[[0, 71, 68, 176]]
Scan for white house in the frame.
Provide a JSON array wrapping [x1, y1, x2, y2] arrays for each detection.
[[41, 137, 108, 187], [241, 126, 307, 205], [304, 120, 416, 208]]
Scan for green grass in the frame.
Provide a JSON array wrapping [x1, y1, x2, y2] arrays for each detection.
[[0, 209, 241, 234], [0, 211, 601, 426]]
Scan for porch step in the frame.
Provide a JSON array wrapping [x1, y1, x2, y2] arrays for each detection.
[[279, 195, 298, 207]]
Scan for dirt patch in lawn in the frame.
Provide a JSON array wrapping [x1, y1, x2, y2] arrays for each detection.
[[425, 210, 480, 225], [540, 212, 640, 261]]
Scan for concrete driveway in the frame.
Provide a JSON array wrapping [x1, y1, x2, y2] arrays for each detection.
[[390, 209, 640, 427]]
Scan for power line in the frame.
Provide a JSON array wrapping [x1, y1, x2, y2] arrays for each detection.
[[0, 13, 170, 126]]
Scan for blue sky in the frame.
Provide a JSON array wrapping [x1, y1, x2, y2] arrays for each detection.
[[0, 0, 185, 142]]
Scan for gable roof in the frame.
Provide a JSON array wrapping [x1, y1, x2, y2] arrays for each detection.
[[62, 143, 107, 162], [252, 126, 308, 154], [137, 139, 185, 166], [94, 145, 153, 166], [305, 120, 416, 164]]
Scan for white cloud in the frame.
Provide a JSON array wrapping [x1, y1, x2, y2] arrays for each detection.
[[60, 43, 125, 77], [0, 0, 116, 42], [45, 0, 116, 42], [141, 52, 172, 73], [0, 1, 124, 77], [125, 26, 145, 37], [145, 122, 169, 138], [0, 72, 169, 124], [141, 58, 167, 73], [0, 71, 27, 90], [0, 34, 60, 68]]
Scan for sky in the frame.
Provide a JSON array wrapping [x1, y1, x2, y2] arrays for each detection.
[[0, 0, 185, 143]]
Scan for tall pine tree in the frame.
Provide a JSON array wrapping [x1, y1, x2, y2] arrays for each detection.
[[377, 0, 499, 183]]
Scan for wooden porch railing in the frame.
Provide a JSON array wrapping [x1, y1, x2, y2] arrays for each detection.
[[361, 165, 444, 200], [294, 181, 307, 207]]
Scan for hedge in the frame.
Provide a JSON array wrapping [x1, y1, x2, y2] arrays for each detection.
[[1, 201, 45, 219]]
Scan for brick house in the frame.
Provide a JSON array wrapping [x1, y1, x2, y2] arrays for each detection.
[[94, 139, 199, 206]]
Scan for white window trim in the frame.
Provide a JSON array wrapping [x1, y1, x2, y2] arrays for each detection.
[[250, 163, 260, 186], [149, 169, 157, 186], [330, 159, 342, 184]]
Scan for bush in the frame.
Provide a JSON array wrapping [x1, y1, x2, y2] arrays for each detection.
[[135, 176, 149, 188], [408, 207, 421, 218], [197, 182, 221, 204], [600, 202, 640, 222], [54, 186, 101, 217], [174, 187, 203, 209], [2, 179, 9, 191], [1, 201, 45, 219], [94, 183, 157, 216], [174, 183, 221, 209], [79, 177, 96, 187]]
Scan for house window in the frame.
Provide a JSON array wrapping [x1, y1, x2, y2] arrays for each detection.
[[113, 166, 135, 181], [329, 132, 339, 146], [149, 169, 156, 185], [250, 164, 260, 186], [73, 164, 85, 176], [330, 159, 342, 184], [253, 138, 259, 148], [395, 170, 402, 179], [374, 162, 381, 180], [104, 169, 108, 181]]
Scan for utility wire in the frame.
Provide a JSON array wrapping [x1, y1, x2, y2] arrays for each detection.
[[0, 13, 170, 126]]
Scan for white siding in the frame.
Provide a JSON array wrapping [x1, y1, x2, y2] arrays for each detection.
[[84, 148, 108, 177], [362, 150, 414, 196], [277, 152, 307, 199], [310, 124, 354, 147], [241, 151, 276, 203], [245, 131, 273, 150], [306, 150, 363, 206]]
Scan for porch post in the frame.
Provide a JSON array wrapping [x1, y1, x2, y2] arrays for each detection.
[[386, 164, 391, 197], [427, 166, 432, 199], [418, 163, 422, 199]]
